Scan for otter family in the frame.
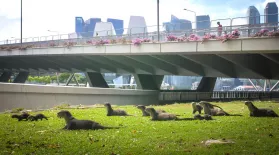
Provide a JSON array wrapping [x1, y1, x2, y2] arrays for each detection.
[[11, 101, 278, 130]]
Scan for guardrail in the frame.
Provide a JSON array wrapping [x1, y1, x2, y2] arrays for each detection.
[[159, 91, 279, 103], [0, 13, 278, 46]]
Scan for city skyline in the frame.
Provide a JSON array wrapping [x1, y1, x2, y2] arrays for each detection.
[[0, 0, 278, 40]]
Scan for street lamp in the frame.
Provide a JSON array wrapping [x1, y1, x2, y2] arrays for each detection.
[[21, 0, 22, 46], [184, 9, 197, 29], [157, 0, 160, 41]]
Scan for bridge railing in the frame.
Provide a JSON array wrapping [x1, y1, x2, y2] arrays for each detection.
[[159, 91, 277, 102], [0, 14, 278, 47]]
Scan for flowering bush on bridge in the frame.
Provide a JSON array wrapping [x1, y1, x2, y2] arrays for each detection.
[[201, 33, 216, 44], [188, 34, 200, 41], [95, 40, 110, 46], [218, 29, 240, 43], [253, 29, 279, 37], [63, 41, 77, 48], [167, 35, 178, 41], [132, 38, 142, 46]]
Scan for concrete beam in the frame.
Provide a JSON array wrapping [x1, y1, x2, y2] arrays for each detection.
[[59, 56, 100, 72], [86, 56, 135, 73], [152, 55, 205, 76], [13, 72, 29, 83], [134, 74, 163, 90], [196, 77, 217, 92], [80, 56, 117, 73], [104, 55, 155, 74], [218, 54, 272, 79], [181, 54, 237, 77], [127, 55, 179, 75], [0, 71, 12, 82], [37, 57, 72, 72], [85, 72, 109, 88]]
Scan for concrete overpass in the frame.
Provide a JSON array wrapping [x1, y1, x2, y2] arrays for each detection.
[[1, 37, 279, 91]]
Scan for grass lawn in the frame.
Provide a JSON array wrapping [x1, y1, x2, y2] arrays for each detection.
[[1, 101, 279, 155]]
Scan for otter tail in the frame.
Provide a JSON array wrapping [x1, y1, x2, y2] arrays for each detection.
[[176, 118, 195, 121], [213, 105, 224, 110]]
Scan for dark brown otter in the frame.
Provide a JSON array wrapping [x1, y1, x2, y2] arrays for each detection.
[[57, 110, 120, 130], [245, 101, 278, 117], [11, 112, 30, 121], [28, 114, 48, 121], [136, 105, 166, 116], [104, 102, 130, 116]]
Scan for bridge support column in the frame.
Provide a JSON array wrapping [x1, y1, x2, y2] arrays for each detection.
[[85, 72, 109, 88], [134, 74, 163, 90], [197, 77, 217, 92], [13, 72, 29, 83], [0, 72, 12, 82]]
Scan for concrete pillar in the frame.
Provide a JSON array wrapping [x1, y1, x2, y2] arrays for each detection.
[[85, 72, 109, 88], [134, 74, 164, 90], [197, 77, 217, 92], [0, 72, 12, 82], [13, 72, 29, 83]]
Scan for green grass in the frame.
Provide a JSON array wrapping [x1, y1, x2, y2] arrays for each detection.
[[1, 101, 279, 155]]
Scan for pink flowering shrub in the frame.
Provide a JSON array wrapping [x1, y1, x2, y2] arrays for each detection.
[[63, 41, 77, 48], [132, 38, 142, 46], [142, 38, 151, 43], [188, 34, 200, 41], [86, 40, 93, 44], [218, 29, 240, 43], [167, 35, 178, 41], [201, 34, 216, 44], [95, 40, 110, 46], [253, 29, 269, 37]]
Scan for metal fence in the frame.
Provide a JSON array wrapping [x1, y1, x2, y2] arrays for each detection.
[[159, 91, 277, 103], [0, 14, 278, 46]]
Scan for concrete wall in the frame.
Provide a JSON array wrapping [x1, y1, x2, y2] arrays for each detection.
[[0, 83, 159, 112]]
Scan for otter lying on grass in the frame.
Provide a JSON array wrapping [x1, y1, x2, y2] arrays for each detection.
[[104, 102, 131, 116], [136, 105, 166, 116], [245, 101, 278, 117], [57, 110, 120, 130]]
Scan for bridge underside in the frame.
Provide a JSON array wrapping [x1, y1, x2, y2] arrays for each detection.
[[0, 53, 279, 79]]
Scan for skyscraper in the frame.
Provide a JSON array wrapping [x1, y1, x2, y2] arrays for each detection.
[[75, 17, 85, 37], [264, 2, 278, 24], [196, 15, 211, 36], [247, 6, 260, 25], [163, 15, 192, 32], [84, 18, 101, 37], [107, 18, 124, 35]]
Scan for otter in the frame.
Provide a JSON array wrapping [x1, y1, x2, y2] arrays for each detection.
[[145, 108, 179, 121], [11, 112, 30, 121], [136, 105, 166, 116], [28, 114, 48, 121], [57, 110, 120, 130], [199, 101, 224, 110], [199, 102, 242, 116], [193, 114, 213, 120], [191, 102, 203, 114], [244, 101, 278, 117], [104, 102, 130, 116]]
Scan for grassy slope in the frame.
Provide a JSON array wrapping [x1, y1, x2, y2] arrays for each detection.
[[0, 101, 279, 155]]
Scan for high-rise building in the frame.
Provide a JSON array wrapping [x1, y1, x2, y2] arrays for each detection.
[[84, 18, 101, 37], [196, 15, 210, 36], [163, 15, 192, 32], [247, 6, 260, 25], [75, 17, 85, 37], [127, 16, 148, 35], [264, 2, 278, 24], [107, 18, 124, 35]]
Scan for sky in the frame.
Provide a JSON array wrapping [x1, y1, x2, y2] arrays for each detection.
[[0, 0, 278, 41]]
